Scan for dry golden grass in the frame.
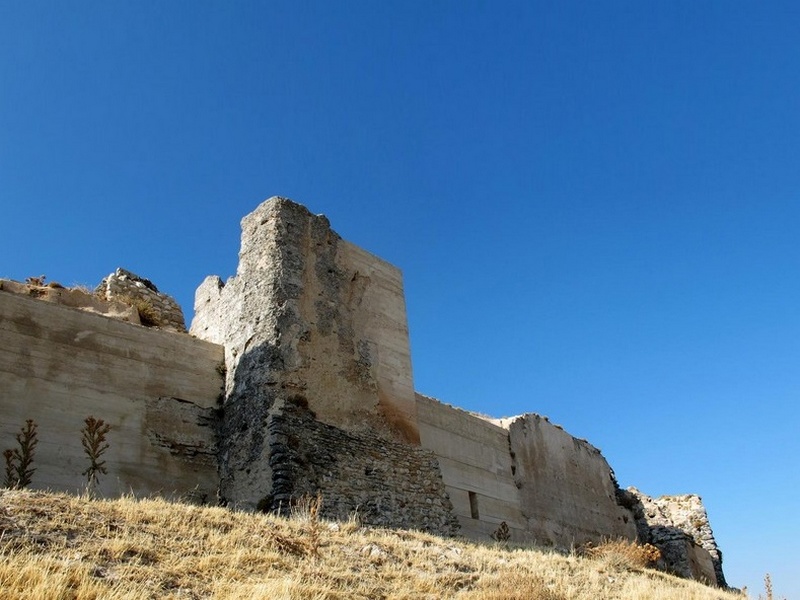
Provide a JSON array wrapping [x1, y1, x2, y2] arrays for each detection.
[[0, 490, 742, 600], [581, 538, 662, 571]]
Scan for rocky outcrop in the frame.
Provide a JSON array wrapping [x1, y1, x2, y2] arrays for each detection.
[[621, 487, 726, 586]]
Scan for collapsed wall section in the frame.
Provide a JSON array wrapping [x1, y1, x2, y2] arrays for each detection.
[[97, 268, 186, 331], [0, 290, 223, 501], [190, 197, 439, 524]]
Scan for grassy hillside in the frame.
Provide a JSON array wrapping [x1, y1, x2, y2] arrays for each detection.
[[0, 490, 742, 600]]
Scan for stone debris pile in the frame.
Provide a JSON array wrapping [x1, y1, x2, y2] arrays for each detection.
[[96, 268, 186, 331]]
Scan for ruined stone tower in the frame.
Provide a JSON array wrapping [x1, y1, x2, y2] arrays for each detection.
[[190, 198, 458, 532]]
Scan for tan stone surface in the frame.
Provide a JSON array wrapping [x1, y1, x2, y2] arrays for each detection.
[[96, 268, 186, 331], [0, 279, 139, 323], [506, 414, 637, 548], [418, 395, 638, 547], [0, 197, 728, 586], [417, 394, 535, 542], [0, 291, 224, 501]]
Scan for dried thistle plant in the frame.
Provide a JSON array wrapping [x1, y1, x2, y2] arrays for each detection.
[[3, 420, 38, 489], [292, 492, 324, 557], [490, 520, 511, 545], [3, 449, 16, 488], [81, 416, 111, 490]]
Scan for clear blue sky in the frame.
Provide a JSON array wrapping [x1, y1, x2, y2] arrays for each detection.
[[2, 2, 798, 595]]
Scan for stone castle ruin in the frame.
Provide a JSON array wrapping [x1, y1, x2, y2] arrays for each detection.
[[0, 197, 726, 586]]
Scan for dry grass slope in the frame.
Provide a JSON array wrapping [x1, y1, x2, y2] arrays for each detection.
[[0, 490, 742, 600]]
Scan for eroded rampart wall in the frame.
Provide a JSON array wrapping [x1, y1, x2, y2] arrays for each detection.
[[417, 394, 636, 548], [0, 290, 223, 501], [97, 268, 186, 331], [621, 488, 725, 586], [506, 414, 636, 546], [191, 197, 417, 443]]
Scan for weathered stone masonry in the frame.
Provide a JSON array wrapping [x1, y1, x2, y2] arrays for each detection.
[[621, 488, 727, 587], [0, 287, 222, 501], [97, 267, 186, 331], [189, 198, 453, 533], [0, 195, 729, 586], [266, 398, 459, 534]]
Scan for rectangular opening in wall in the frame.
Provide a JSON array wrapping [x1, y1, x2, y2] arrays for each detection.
[[468, 491, 480, 519]]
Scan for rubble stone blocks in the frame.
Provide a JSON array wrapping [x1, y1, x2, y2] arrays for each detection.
[[624, 487, 726, 587], [97, 268, 186, 331]]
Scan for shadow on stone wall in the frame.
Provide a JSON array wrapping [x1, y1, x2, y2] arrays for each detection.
[[215, 341, 285, 509]]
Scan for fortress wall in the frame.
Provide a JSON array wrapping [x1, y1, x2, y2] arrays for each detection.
[[416, 394, 527, 541], [0, 195, 727, 586], [508, 414, 637, 548], [0, 290, 224, 501], [192, 198, 417, 442], [417, 395, 638, 547]]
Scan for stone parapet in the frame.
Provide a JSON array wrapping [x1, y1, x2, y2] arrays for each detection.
[[0, 278, 139, 323]]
